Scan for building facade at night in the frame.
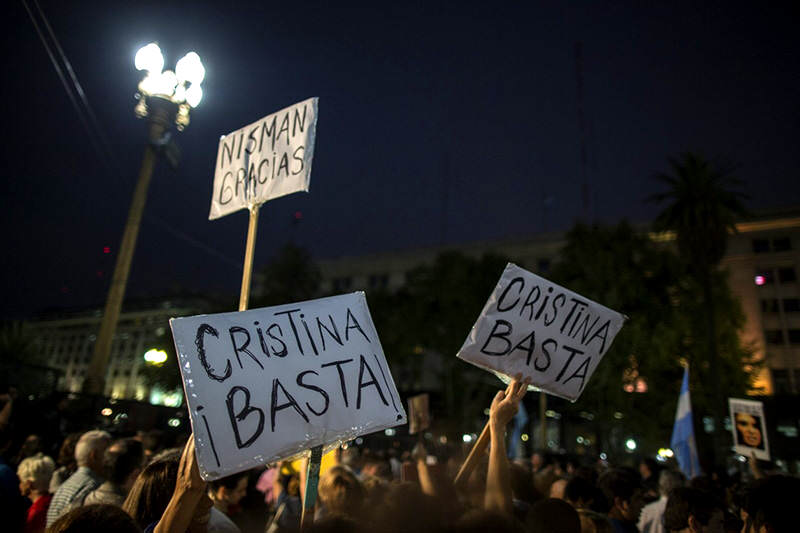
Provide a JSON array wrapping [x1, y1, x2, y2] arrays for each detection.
[[314, 208, 800, 396], [28, 300, 202, 403], [28, 210, 800, 402]]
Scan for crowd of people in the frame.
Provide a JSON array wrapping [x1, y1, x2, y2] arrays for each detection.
[[0, 382, 797, 533]]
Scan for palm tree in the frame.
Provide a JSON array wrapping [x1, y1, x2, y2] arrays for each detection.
[[649, 152, 748, 464]]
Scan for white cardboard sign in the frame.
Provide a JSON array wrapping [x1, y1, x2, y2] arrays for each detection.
[[729, 397, 770, 460], [209, 97, 318, 220], [457, 263, 625, 401], [170, 292, 406, 480]]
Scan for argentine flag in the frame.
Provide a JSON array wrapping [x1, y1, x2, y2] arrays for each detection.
[[670, 366, 702, 478]]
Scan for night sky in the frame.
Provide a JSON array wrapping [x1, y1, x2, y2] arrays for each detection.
[[2, 1, 798, 319]]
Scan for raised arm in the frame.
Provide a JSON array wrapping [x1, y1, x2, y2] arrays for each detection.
[[155, 434, 208, 533], [485, 377, 528, 515]]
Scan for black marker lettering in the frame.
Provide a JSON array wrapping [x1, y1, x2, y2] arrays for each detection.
[[356, 354, 388, 409], [226, 386, 264, 448], [321, 359, 354, 407], [274, 309, 304, 355], [479, 319, 513, 356], [229, 326, 263, 370], [270, 378, 309, 431], [345, 308, 371, 343], [195, 324, 231, 382], [497, 277, 524, 312], [297, 370, 330, 416]]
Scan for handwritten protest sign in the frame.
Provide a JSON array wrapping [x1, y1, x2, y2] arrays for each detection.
[[170, 292, 406, 481], [209, 97, 319, 220], [457, 263, 625, 401], [408, 393, 430, 435], [729, 398, 770, 460]]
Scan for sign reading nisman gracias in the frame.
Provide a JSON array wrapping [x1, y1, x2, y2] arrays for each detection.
[[170, 293, 405, 480], [458, 263, 626, 401], [209, 97, 318, 220]]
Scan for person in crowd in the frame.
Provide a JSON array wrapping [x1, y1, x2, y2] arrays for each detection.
[[14, 435, 43, 468], [663, 487, 724, 533], [597, 468, 642, 533], [265, 466, 302, 533], [639, 458, 661, 497], [564, 475, 594, 510], [530, 451, 545, 475], [49, 433, 81, 494], [138, 430, 165, 465], [740, 475, 800, 533], [123, 435, 212, 533], [207, 472, 248, 533], [84, 438, 144, 507], [317, 465, 366, 520], [525, 497, 581, 533], [47, 503, 141, 533], [17, 453, 55, 533], [1, 426, 28, 532], [638, 469, 685, 533], [46, 429, 111, 527], [549, 477, 569, 500], [0, 388, 16, 433]]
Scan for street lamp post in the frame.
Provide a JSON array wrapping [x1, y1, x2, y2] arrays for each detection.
[[83, 43, 205, 396]]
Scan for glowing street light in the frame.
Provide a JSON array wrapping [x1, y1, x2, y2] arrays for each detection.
[[134, 43, 205, 130], [144, 349, 168, 365], [83, 42, 205, 396]]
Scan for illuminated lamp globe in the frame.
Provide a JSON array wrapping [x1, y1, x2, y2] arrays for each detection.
[[176, 52, 205, 84], [153, 70, 178, 97], [185, 84, 203, 108], [144, 349, 168, 365], [135, 43, 164, 74]]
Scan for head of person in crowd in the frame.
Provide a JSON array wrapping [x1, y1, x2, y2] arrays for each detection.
[[17, 453, 55, 499], [525, 497, 581, 533], [509, 460, 542, 507], [122, 449, 212, 532], [47, 503, 141, 533], [138, 430, 164, 463], [454, 509, 525, 533], [658, 469, 686, 498], [740, 475, 800, 533], [663, 487, 724, 533], [577, 509, 614, 533], [639, 457, 659, 481], [531, 451, 545, 473], [14, 434, 43, 465], [370, 482, 450, 533], [317, 465, 365, 519], [209, 471, 248, 514], [105, 438, 145, 493], [360, 457, 392, 482], [550, 477, 569, 500], [75, 430, 112, 475], [56, 433, 81, 470], [597, 468, 642, 524], [565, 475, 595, 510]]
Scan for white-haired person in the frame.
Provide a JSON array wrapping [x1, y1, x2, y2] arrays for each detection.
[[17, 453, 55, 533], [46, 429, 111, 527]]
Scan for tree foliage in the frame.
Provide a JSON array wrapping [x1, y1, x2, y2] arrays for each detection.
[[550, 221, 753, 457], [252, 244, 321, 308]]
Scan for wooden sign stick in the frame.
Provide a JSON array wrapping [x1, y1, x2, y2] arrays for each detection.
[[238, 204, 260, 311]]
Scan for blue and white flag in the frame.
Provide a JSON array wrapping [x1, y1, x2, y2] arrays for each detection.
[[508, 399, 529, 459], [670, 366, 702, 479]]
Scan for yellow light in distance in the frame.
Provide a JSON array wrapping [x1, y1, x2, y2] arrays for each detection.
[[144, 349, 168, 365]]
